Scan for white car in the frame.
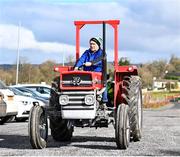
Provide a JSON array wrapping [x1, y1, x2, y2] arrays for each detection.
[[10, 87, 47, 122], [0, 92, 7, 124], [12, 84, 51, 99], [0, 81, 18, 124]]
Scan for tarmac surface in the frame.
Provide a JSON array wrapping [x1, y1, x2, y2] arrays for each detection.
[[0, 102, 180, 156]]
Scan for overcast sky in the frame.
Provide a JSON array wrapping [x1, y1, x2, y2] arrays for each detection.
[[0, 0, 179, 64]]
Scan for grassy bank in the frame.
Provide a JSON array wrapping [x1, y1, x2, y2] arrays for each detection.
[[143, 91, 180, 108]]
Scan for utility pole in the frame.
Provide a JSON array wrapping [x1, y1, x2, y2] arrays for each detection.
[[16, 21, 21, 85], [62, 44, 65, 66], [62, 51, 65, 66]]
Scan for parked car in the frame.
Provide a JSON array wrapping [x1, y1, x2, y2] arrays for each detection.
[[12, 87, 49, 106], [0, 92, 7, 124], [11, 84, 51, 99], [9, 87, 47, 122], [0, 80, 18, 124]]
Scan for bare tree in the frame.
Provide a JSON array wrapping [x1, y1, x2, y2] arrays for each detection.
[[66, 54, 75, 66]]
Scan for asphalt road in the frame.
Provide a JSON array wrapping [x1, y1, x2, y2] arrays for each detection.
[[0, 102, 180, 156]]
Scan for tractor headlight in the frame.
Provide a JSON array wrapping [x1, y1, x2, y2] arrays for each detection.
[[85, 95, 95, 105], [59, 95, 69, 105]]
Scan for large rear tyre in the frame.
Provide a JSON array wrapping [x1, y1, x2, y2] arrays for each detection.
[[131, 87, 143, 141], [49, 76, 61, 110], [50, 117, 73, 142], [50, 76, 74, 142], [15, 117, 28, 122], [28, 105, 48, 149], [115, 104, 130, 149], [122, 76, 143, 141]]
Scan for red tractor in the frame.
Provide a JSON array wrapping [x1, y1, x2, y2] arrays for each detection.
[[28, 20, 143, 149]]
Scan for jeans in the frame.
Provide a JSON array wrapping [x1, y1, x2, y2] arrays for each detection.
[[102, 87, 108, 103]]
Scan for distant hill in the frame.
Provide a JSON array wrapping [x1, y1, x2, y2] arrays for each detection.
[[0, 64, 15, 70], [0, 64, 40, 70], [0, 62, 142, 70]]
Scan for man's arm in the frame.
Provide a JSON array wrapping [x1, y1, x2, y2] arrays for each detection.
[[74, 51, 88, 69], [91, 51, 106, 66], [91, 55, 103, 65]]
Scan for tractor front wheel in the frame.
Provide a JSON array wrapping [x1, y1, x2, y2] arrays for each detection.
[[28, 105, 48, 149], [115, 103, 130, 149]]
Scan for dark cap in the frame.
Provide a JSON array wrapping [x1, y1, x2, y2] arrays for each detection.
[[89, 37, 101, 47]]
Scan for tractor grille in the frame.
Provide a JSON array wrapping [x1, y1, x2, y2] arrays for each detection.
[[60, 91, 95, 111], [62, 74, 92, 87]]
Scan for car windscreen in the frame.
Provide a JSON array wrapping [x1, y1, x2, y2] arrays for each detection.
[[16, 87, 44, 98], [24, 86, 50, 94], [9, 87, 25, 96]]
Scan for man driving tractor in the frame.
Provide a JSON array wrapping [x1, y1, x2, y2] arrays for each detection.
[[29, 20, 143, 150], [74, 37, 108, 107]]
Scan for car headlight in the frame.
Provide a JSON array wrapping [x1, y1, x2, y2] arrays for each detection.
[[22, 101, 29, 105], [59, 95, 69, 105], [85, 95, 95, 105]]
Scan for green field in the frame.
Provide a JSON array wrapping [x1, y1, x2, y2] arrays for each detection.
[[151, 91, 180, 99]]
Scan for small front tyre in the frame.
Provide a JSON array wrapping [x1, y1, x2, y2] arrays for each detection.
[[115, 104, 130, 149], [28, 105, 48, 149]]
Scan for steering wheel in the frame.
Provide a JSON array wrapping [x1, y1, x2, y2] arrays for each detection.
[[73, 63, 85, 71]]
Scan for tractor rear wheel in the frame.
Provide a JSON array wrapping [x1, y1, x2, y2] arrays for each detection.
[[122, 76, 143, 141], [15, 117, 28, 122], [28, 105, 48, 149], [50, 117, 73, 141], [49, 76, 74, 142], [115, 104, 130, 149], [50, 76, 61, 110]]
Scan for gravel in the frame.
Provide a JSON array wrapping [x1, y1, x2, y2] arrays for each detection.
[[0, 102, 180, 156]]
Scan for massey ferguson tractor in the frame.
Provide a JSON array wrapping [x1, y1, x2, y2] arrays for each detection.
[[28, 20, 143, 149]]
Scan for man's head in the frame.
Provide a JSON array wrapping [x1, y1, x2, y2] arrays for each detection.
[[89, 37, 102, 52]]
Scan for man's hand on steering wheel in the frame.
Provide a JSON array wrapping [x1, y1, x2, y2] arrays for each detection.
[[74, 62, 92, 71], [74, 67, 79, 70], [83, 62, 92, 67]]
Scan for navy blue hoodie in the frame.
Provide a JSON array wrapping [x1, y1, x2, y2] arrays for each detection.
[[75, 48, 103, 72]]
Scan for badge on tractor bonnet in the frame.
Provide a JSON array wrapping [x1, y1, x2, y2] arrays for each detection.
[[71, 77, 81, 86]]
